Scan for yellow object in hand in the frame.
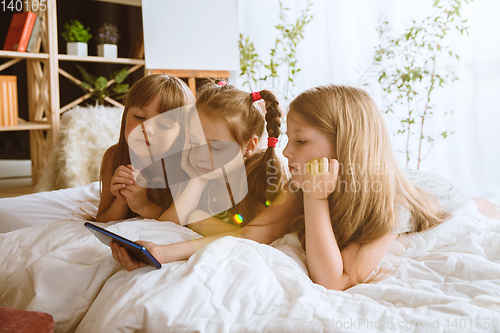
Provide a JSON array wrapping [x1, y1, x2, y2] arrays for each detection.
[[306, 158, 328, 176]]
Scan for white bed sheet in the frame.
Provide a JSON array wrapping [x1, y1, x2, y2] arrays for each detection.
[[75, 201, 500, 333], [0, 192, 499, 332], [0, 182, 100, 233]]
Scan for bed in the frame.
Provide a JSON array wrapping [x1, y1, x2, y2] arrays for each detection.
[[0, 183, 499, 332]]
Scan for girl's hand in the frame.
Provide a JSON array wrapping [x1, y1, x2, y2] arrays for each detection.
[[302, 158, 339, 201], [110, 240, 162, 271], [120, 172, 150, 214], [111, 165, 136, 201]]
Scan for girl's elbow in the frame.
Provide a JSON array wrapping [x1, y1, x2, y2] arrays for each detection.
[[315, 279, 347, 291], [312, 274, 358, 291]]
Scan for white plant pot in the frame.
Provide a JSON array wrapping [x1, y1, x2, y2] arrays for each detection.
[[97, 44, 118, 58], [67, 42, 88, 56]]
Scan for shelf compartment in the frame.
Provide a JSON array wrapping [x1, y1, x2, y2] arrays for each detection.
[[0, 118, 51, 132], [93, 0, 141, 6], [0, 51, 49, 60], [58, 54, 145, 65]]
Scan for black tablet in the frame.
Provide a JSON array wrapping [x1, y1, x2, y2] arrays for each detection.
[[84, 222, 161, 269]]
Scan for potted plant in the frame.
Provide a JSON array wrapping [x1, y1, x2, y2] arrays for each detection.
[[75, 64, 130, 105], [62, 20, 92, 56], [96, 23, 120, 58]]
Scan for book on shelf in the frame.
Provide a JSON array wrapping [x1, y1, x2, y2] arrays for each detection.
[[26, 15, 43, 53], [0, 76, 19, 127], [3, 12, 37, 52]]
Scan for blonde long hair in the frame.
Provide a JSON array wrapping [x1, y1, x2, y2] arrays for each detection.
[[289, 84, 450, 251], [195, 80, 287, 225]]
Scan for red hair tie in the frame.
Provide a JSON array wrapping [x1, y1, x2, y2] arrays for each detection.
[[251, 91, 262, 102], [217, 81, 226, 86], [267, 137, 278, 148]]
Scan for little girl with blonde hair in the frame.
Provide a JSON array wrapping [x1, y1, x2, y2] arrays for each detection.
[[283, 84, 498, 290]]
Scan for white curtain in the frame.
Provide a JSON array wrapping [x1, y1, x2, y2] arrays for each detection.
[[235, 0, 500, 201]]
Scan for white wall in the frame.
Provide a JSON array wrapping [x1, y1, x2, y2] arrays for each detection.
[[236, 0, 500, 200]]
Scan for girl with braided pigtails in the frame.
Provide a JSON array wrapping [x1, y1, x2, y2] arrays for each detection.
[[110, 80, 298, 269]]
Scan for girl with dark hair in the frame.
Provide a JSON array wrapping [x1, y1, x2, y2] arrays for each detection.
[[96, 74, 195, 222]]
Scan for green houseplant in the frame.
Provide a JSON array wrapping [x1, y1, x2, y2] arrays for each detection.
[[96, 23, 120, 58], [360, 0, 472, 168], [62, 20, 92, 57], [75, 64, 130, 105], [239, 0, 313, 104]]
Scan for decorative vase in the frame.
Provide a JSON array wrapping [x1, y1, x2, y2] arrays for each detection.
[[97, 44, 118, 58], [67, 42, 88, 56]]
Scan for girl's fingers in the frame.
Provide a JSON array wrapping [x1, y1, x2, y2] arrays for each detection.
[[110, 183, 126, 191], [313, 159, 320, 176], [307, 158, 334, 176], [111, 183, 127, 196], [111, 242, 124, 266], [120, 187, 132, 196], [329, 159, 339, 175], [120, 246, 137, 271], [118, 170, 135, 181], [307, 158, 320, 176], [114, 166, 134, 181], [306, 159, 312, 175], [116, 245, 128, 268], [111, 184, 127, 199], [117, 165, 133, 175], [318, 157, 328, 175], [113, 176, 134, 185]]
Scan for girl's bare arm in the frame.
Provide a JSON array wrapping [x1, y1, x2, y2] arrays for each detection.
[[112, 186, 303, 270], [301, 157, 396, 291], [303, 195, 396, 291], [185, 210, 242, 237]]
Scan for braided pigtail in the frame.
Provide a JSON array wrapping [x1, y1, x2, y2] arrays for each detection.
[[242, 90, 286, 218]]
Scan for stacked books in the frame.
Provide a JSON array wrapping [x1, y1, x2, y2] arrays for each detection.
[[3, 12, 43, 53], [0, 76, 19, 127]]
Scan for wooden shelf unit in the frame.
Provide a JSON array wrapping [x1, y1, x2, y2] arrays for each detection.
[[0, 119, 51, 132], [0, 4, 58, 185], [0, 50, 49, 59], [93, 0, 141, 7], [0, 0, 146, 185], [2, 0, 232, 187], [58, 54, 145, 65]]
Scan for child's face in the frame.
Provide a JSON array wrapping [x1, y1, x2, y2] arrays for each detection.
[[125, 95, 182, 159], [187, 111, 244, 180], [283, 110, 336, 188]]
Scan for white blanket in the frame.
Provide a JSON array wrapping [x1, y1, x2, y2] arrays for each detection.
[[1, 199, 499, 332], [0, 182, 100, 233]]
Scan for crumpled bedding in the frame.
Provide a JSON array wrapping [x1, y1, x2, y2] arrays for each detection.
[[0, 182, 100, 233], [1, 197, 499, 332]]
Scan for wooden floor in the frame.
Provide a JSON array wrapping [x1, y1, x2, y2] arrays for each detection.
[[0, 184, 36, 198]]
